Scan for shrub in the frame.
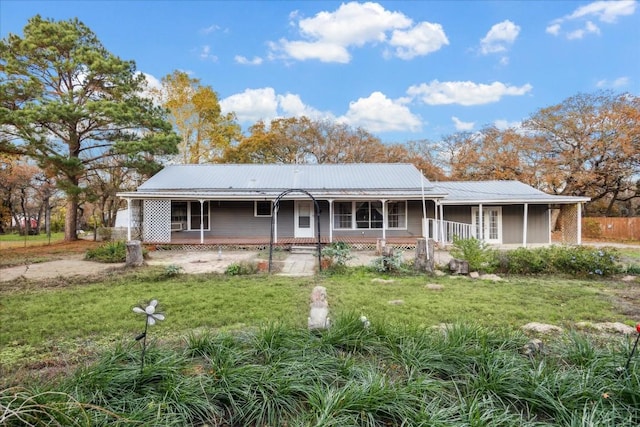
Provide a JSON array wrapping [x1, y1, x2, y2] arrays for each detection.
[[370, 249, 408, 274], [500, 245, 621, 277], [450, 236, 497, 272], [225, 261, 258, 275], [321, 242, 354, 272], [85, 241, 127, 263]]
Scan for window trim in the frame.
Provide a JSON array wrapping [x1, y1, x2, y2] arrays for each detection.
[[254, 200, 273, 217], [332, 200, 408, 230], [386, 201, 407, 230]]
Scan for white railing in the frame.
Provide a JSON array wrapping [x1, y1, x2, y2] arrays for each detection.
[[426, 219, 476, 243]]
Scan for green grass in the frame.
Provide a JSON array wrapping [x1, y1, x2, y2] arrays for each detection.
[[0, 267, 631, 373], [1, 318, 639, 426], [0, 232, 64, 245]]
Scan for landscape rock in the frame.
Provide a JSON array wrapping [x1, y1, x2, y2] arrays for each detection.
[[425, 284, 444, 291], [388, 299, 405, 305], [433, 270, 447, 277], [480, 274, 503, 281], [575, 321, 636, 335], [469, 271, 480, 279], [448, 258, 469, 274], [621, 275, 637, 282], [522, 338, 544, 356], [522, 322, 563, 334], [372, 278, 395, 284]]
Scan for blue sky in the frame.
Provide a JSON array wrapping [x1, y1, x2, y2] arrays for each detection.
[[1, 0, 638, 143]]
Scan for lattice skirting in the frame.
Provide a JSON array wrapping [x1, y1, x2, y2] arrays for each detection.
[[148, 242, 417, 252]]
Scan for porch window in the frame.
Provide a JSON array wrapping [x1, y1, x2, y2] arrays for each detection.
[[190, 201, 210, 230], [334, 202, 352, 229], [356, 201, 383, 229], [255, 201, 272, 217], [171, 201, 187, 230], [387, 201, 407, 229], [171, 201, 210, 231]]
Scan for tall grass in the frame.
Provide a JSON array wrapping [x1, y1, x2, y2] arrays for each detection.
[[2, 316, 638, 426]]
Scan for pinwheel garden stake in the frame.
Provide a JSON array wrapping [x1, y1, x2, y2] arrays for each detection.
[[623, 323, 640, 372], [133, 299, 165, 371]]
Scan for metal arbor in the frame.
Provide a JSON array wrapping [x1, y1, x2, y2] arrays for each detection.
[[268, 189, 322, 273]]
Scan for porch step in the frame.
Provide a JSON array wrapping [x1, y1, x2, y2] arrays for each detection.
[[290, 245, 321, 254]]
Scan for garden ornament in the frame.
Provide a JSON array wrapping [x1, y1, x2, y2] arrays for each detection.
[[622, 323, 640, 372], [133, 299, 165, 371]]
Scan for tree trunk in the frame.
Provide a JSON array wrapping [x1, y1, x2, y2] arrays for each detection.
[[126, 240, 144, 267], [414, 238, 434, 273], [64, 198, 78, 241]]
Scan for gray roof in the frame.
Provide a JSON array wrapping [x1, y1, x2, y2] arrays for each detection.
[[119, 163, 445, 200], [138, 163, 433, 191], [433, 181, 590, 204]]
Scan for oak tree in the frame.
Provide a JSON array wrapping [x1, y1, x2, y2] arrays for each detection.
[[0, 16, 179, 240]]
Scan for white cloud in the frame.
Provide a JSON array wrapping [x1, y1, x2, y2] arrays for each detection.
[[137, 72, 162, 102], [220, 88, 334, 124], [235, 55, 263, 65], [270, 39, 351, 63], [452, 116, 475, 131], [596, 76, 630, 88], [220, 88, 279, 123], [200, 24, 221, 35], [199, 45, 218, 61], [389, 22, 449, 60], [547, 0, 635, 39], [568, 0, 636, 23], [567, 20, 601, 39], [277, 93, 330, 120], [545, 23, 561, 35], [269, 1, 447, 63], [339, 91, 422, 133], [494, 119, 522, 130], [480, 20, 520, 54], [407, 80, 533, 106]]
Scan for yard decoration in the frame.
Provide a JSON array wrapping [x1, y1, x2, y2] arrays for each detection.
[[133, 299, 165, 371], [622, 323, 640, 372]]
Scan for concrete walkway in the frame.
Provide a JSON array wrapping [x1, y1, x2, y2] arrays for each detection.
[[278, 253, 317, 276]]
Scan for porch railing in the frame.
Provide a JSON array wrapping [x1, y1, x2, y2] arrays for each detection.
[[426, 218, 476, 243]]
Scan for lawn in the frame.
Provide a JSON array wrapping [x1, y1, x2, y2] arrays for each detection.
[[1, 243, 639, 426], [0, 265, 634, 372]]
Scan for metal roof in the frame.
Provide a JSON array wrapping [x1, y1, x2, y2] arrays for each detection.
[[137, 163, 434, 192], [433, 181, 590, 204]]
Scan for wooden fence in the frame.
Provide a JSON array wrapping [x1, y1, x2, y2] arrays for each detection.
[[582, 217, 640, 241]]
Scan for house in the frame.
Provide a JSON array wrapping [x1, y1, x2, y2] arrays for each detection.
[[116, 163, 589, 248]]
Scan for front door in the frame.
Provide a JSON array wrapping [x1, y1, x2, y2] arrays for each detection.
[[294, 200, 314, 238], [472, 207, 502, 244]]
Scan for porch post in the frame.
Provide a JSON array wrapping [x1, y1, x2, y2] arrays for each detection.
[[576, 202, 582, 245], [199, 199, 205, 244], [478, 204, 484, 241], [126, 198, 131, 241], [439, 203, 444, 243], [381, 199, 387, 240], [523, 203, 528, 248], [328, 199, 334, 243], [274, 203, 278, 243]]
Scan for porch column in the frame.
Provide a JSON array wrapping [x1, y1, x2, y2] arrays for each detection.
[[381, 199, 387, 240], [522, 203, 528, 248], [577, 202, 582, 245], [439, 203, 445, 243], [199, 199, 205, 244], [126, 198, 131, 241], [274, 203, 278, 243], [328, 199, 334, 243], [478, 204, 484, 241]]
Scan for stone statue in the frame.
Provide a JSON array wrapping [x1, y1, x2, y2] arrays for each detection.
[[308, 286, 330, 330]]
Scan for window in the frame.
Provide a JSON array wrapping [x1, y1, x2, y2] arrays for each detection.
[[255, 201, 272, 217], [335, 201, 384, 229], [334, 202, 352, 229], [190, 201, 210, 230], [171, 201, 210, 231], [387, 201, 406, 229]]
